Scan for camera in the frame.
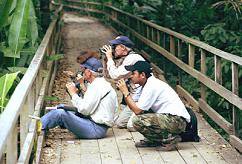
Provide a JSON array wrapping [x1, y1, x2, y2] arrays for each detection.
[[65, 70, 85, 97], [99, 45, 116, 57]]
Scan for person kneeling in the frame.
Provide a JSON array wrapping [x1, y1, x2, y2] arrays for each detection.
[[41, 58, 118, 139], [116, 61, 191, 150]]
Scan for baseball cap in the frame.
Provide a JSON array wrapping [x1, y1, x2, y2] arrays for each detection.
[[80, 57, 103, 72], [125, 61, 152, 74], [109, 36, 134, 48]]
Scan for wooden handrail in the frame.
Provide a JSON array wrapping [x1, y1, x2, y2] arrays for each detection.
[[0, 5, 62, 163]]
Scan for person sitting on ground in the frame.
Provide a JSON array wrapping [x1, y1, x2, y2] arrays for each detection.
[[41, 59, 118, 139], [101, 35, 145, 130], [116, 61, 191, 150]]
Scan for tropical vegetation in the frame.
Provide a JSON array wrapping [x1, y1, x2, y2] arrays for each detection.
[[0, 0, 49, 113]]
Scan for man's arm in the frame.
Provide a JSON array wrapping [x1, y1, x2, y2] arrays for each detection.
[[117, 79, 143, 115]]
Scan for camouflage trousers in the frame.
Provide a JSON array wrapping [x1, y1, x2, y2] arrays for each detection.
[[132, 113, 186, 143]]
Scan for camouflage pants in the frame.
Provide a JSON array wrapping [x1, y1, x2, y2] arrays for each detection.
[[132, 113, 186, 143]]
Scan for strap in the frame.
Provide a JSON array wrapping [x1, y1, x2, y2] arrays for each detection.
[[100, 90, 111, 101]]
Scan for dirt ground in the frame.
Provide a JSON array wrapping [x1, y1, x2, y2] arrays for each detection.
[[40, 13, 116, 163]]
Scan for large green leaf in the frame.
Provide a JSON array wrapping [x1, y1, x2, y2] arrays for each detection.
[[0, 42, 17, 58], [28, 0, 38, 46], [0, 0, 14, 28], [7, 67, 27, 74], [0, 71, 19, 112], [8, 0, 30, 58]]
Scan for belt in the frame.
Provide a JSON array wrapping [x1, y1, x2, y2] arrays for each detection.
[[90, 118, 110, 128]]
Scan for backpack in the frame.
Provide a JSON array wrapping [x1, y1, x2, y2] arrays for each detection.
[[180, 107, 200, 142]]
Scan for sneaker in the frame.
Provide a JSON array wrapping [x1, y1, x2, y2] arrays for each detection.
[[135, 139, 162, 147]]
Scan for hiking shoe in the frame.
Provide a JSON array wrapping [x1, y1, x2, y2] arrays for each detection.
[[135, 139, 162, 147], [157, 136, 182, 151], [156, 143, 177, 151], [161, 135, 182, 144]]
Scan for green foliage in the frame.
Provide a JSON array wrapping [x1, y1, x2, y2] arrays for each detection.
[[46, 54, 64, 61], [44, 96, 60, 101], [0, 0, 15, 28], [28, 0, 38, 47], [8, 0, 31, 58], [0, 0, 43, 113], [0, 71, 20, 112]]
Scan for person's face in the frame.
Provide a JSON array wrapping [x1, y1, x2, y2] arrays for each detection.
[[82, 68, 92, 81], [114, 44, 127, 57], [130, 70, 144, 84]]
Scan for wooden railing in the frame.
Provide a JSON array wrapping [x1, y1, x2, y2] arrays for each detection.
[[63, 0, 242, 152], [0, 5, 62, 163]]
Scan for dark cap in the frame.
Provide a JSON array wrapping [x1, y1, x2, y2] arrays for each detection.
[[109, 36, 134, 48], [80, 57, 103, 72], [125, 61, 152, 74]]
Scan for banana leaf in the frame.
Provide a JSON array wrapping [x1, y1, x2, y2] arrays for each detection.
[[0, 0, 14, 28], [7, 67, 27, 74], [27, 0, 38, 47], [8, 0, 30, 58], [0, 42, 16, 57], [0, 71, 19, 112]]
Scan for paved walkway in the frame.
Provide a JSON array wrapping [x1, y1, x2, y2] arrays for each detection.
[[40, 13, 242, 164]]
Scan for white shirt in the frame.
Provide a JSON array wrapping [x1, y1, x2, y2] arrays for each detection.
[[71, 77, 118, 127], [137, 76, 191, 122], [107, 52, 145, 80]]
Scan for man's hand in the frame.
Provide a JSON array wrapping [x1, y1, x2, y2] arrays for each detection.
[[66, 82, 78, 96], [116, 79, 129, 96], [101, 45, 113, 59]]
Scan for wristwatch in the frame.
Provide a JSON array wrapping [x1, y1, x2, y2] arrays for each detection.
[[124, 92, 130, 98]]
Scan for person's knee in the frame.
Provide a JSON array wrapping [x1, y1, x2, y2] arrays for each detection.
[[132, 115, 142, 130], [55, 109, 69, 119], [115, 117, 128, 128]]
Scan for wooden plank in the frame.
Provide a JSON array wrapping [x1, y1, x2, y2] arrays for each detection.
[[158, 149, 186, 164], [177, 40, 182, 85], [232, 63, 239, 135], [6, 124, 18, 164], [200, 49, 206, 100], [80, 140, 101, 164], [176, 85, 199, 111], [20, 99, 29, 148], [214, 56, 222, 84], [35, 131, 45, 164], [230, 135, 242, 153], [108, 17, 242, 110], [98, 129, 122, 164], [113, 128, 143, 164], [189, 44, 195, 68], [157, 31, 161, 45], [199, 99, 233, 134], [131, 131, 165, 164], [61, 140, 81, 163], [170, 36, 175, 55], [197, 111, 242, 163], [151, 28, 155, 42], [177, 142, 207, 164], [18, 131, 36, 164], [105, 5, 242, 65], [192, 137, 227, 163]]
